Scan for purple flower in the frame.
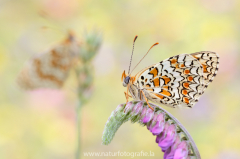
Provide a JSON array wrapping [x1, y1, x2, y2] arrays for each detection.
[[131, 101, 143, 115], [173, 141, 189, 159], [158, 124, 177, 152], [124, 101, 134, 113], [164, 135, 181, 159], [156, 122, 170, 144], [149, 112, 165, 135], [140, 107, 154, 123], [140, 106, 148, 119]]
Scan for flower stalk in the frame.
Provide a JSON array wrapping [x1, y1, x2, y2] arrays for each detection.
[[102, 101, 201, 159], [74, 31, 101, 159]]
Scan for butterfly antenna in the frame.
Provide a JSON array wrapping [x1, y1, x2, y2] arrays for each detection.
[[130, 42, 159, 75], [128, 35, 138, 75]]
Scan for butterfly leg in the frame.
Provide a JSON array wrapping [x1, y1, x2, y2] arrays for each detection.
[[124, 92, 132, 98], [141, 90, 154, 111], [125, 84, 130, 105]]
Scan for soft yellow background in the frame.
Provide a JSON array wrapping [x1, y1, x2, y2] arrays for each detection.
[[0, 0, 239, 158]]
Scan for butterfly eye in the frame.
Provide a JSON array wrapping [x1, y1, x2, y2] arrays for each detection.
[[123, 76, 130, 87], [124, 76, 130, 84]]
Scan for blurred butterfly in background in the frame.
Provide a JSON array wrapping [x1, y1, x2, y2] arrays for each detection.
[[17, 31, 79, 90], [121, 36, 219, 110]]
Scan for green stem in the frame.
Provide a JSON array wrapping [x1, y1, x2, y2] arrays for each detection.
[[76, 100, 82, 159]]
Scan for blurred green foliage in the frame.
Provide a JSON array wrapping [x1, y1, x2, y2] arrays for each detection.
[[0, 0, 240, 159]]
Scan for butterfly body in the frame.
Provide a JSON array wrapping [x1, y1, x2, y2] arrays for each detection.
[[122, 51, 219, 109]]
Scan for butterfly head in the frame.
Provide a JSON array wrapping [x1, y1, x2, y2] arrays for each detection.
[[121, 70, 130, 87], [121, 35, 159, 88]]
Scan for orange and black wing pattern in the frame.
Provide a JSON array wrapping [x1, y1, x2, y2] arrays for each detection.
[[134, 52, 219, 108]]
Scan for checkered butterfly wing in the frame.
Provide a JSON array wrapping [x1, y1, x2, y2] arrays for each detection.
[[17, 34, 79, 90], [136, 52, 219, 108], [191, 51, 219, 91]]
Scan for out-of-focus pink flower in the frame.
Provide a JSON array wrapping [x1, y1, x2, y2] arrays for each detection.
[[40, 0, 79, 20], [28, 89, 66, 109]]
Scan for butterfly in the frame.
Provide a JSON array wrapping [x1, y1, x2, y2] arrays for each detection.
[[121, 36, 219, 110], [17, 31, 79, 90]]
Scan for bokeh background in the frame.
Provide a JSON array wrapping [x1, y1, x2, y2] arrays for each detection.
[[0, 0, 240, 158]]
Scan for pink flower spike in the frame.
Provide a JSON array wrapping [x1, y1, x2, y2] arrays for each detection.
[[173, 141, 188, 159], [131, 101, 143, 115], [164, 135, 181, 159], [103, 102, 200, 158], [124, 101, 134, 114], [150, 113, 165, 135], [141, 107, 154, 123], [158, 124, 177, 152]]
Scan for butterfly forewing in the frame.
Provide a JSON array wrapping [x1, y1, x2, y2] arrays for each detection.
[[190, 51, 219, 91], [135, 54, 209, 108]]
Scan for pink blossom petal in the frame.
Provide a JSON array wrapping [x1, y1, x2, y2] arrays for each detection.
[[140, 106, 148, 119], [124, 101, 134, 113], [156, 122, 170, 144], [164, 135, 181, 159], [150, 113, 165, 135], [158, 124, 177, 152], [149, 113, 158, 130], [173, 141, 188, 159], [141, 107, 154, 123], [131, 101, 144, 115]]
